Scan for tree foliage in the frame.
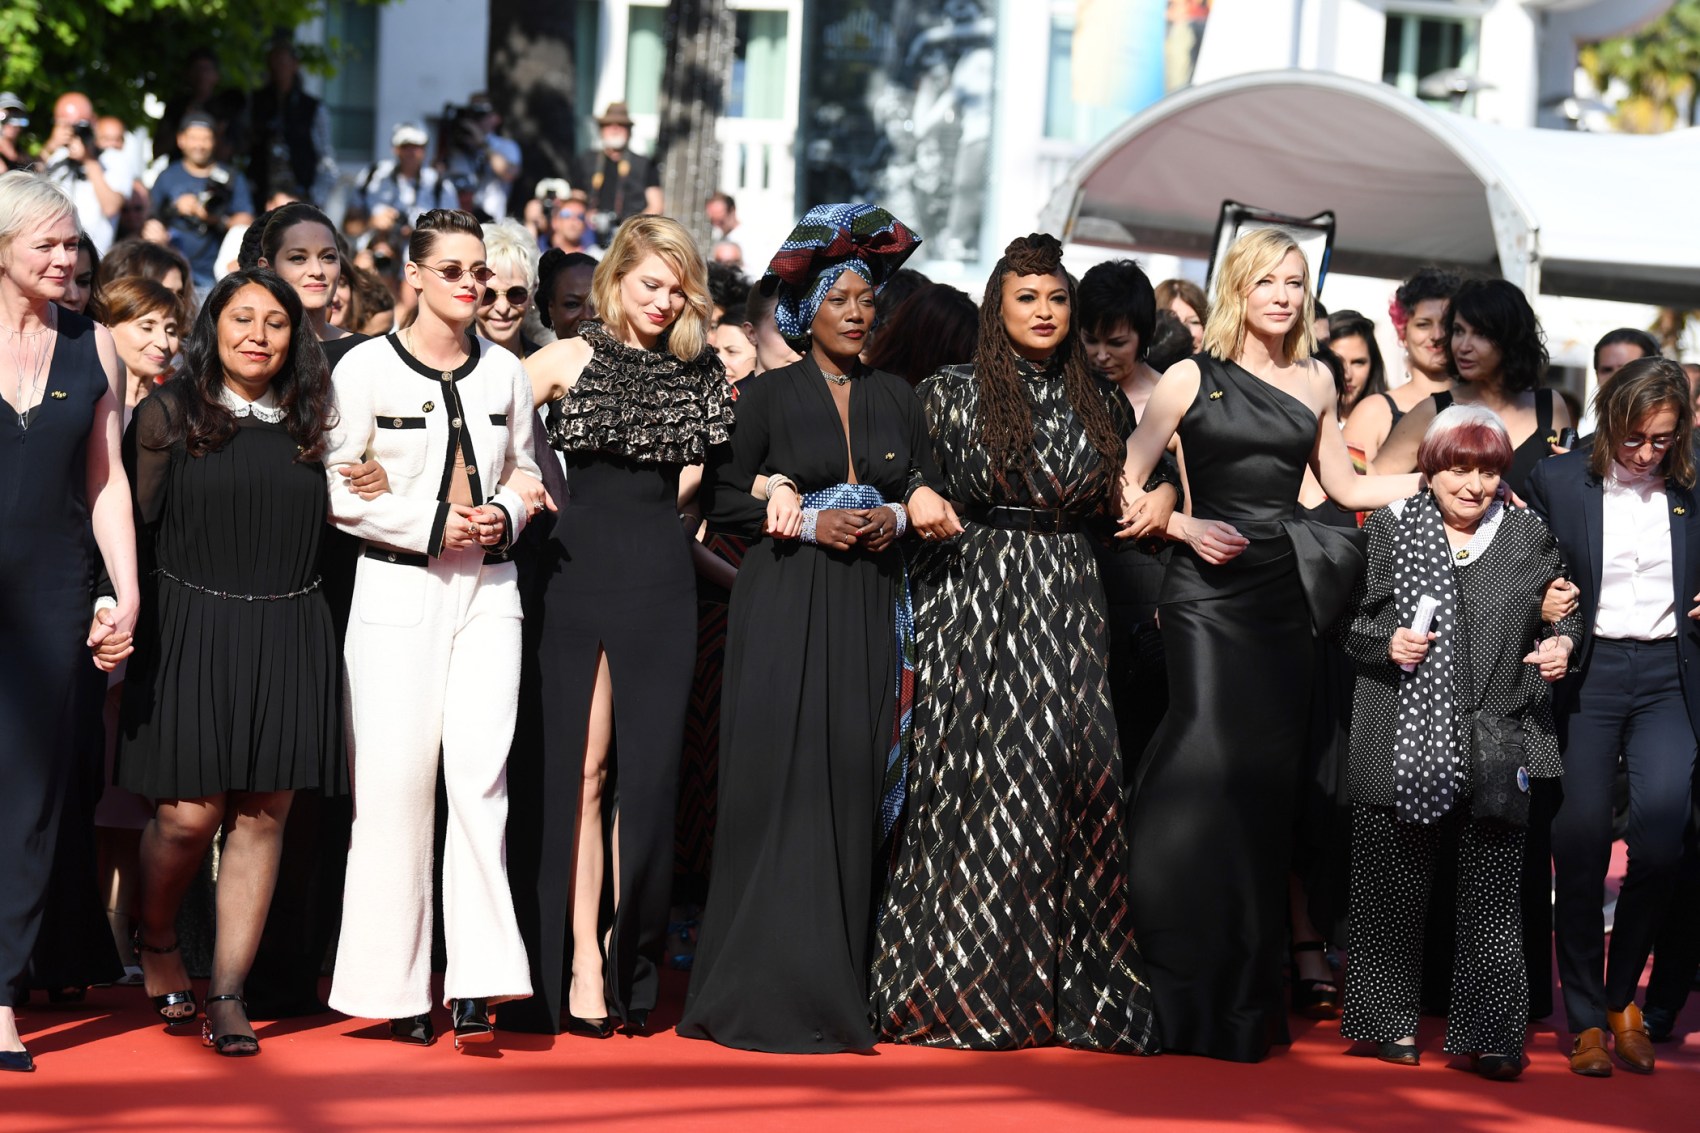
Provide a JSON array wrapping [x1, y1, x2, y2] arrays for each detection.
[[1581, 0, 1700, 132], [0, 0, 388, 133]]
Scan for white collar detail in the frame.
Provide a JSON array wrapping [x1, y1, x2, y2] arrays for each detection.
[[220, 383, 285, 423]]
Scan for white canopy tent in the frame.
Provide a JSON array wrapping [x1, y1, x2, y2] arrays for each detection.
[[1038, 71, 1700, 308]]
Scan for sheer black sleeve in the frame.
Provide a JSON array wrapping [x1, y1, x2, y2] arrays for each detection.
[[703, 378, 772, 538]]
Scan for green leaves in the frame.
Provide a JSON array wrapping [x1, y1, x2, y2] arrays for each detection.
[[1582, 0, 1700, 133]]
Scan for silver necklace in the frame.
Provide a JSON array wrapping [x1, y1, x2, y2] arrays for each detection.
[[820, 370, 850, 385], [6, 308, 55, 430]]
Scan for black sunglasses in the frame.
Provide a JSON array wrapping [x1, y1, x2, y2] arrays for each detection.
[[480, 285, 531, 307], [415, 261, 496, 284]]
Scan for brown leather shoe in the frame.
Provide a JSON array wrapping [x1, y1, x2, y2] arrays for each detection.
[[1568, 1028, 1613, 1077], [1607, 1004, 1656, 1074]]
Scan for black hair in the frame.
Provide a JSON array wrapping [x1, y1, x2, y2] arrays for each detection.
[[1145, 309, 1193, 373], [1325, 311, 1388, 400], [1593, 327, 1661, 370], [409, 208, 483, 264], [707, 260, 751, 314], [173, 268, 331, 461], [1443, 279, 1549, 394], [1395, 266, 1463, 318], [1314, 300, 1329, 322], [258, 202, 337, 265], [535, 248, 598, 329], [1077, 259, 1157, 358], [874, 267, 931, 328]]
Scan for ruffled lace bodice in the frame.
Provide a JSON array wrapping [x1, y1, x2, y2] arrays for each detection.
[[545, 321, 734, 465]]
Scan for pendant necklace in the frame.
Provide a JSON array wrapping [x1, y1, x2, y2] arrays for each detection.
[[6, 308, 55, 430]]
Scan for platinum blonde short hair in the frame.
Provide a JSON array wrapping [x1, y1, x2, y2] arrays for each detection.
[[481, 218, 540, 290], [0, 170, 77, 257]]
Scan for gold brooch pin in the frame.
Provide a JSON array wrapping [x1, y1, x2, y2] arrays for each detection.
[[884, 452, 895, 461], [1456, 549, 1470, 560], [1676, 506, 1688, 516], [1547, 434, 1559, 444], [49, 390, 67, 399], [1208, 390, 1224, 400], [422, 400, 435, 412]]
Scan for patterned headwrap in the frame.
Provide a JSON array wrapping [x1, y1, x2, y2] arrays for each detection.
[[762, 203, 922, 342]]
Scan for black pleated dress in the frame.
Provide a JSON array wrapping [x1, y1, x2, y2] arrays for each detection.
[[1127, 356, 1325, 1062], [116, 384, 342, 799], [678, 359, 936, 1052], [871, 360, 1160, 1053], [0, 309, 120, 1005]]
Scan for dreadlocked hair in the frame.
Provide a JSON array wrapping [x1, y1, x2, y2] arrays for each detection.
[[974, 233, 1125, 505]]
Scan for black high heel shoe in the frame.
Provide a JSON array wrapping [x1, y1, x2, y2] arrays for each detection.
[[390, 1014, 436, 1046], [452, 998, 493, 1049], [0, 1048, 34, 1073], [1290, 941, 1340, 1020], [563, 1012, 615, 1039], [201, 995, 260, 1057], [132, 932, 197, 1027]]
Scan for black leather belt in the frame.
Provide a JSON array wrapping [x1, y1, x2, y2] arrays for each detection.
[[965, 505, 1085, 535], [363, 547, 512, 567]]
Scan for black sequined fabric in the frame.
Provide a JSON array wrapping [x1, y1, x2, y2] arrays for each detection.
[[545, 321, 733, 465], [871, 361, 1160, 1053]]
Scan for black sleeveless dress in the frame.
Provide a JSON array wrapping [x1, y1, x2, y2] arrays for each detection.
[[500, 322, 732, 1034], [1127, 355, 1329, 1062], [115, 383, 342, 798], [0, 309, 119, 1005]]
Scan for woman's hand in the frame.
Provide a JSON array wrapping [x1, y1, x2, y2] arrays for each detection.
[[468, 505, 510, 546], [765, 483, 803, 539], [87, 606, 136, 671], [859, 507, 900, 554], [1117, 483, 1178, 540], [502, 469, 557, 518], [339, 458, 392, 501], [908, 486, 963, 541], [813, 509, 869, 551], [441, 504, 483, 551], [1541, 578, 1579, 623], [1173, 514, 1249, 564], [1523, 634, 1574, 682], [1388, 627, 1436, 667]]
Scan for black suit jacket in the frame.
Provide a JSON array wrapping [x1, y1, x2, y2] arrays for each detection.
[[1524, 448, 1700, 742]]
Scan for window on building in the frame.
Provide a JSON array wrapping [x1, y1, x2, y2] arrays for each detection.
[[322, 0, 378, 159], [626, 3, 668, 116], [575, 0, 603, 150], [1045, 10, 1078, 140], [1383, 11, 1482, 111], [729, 9, 789, 119]]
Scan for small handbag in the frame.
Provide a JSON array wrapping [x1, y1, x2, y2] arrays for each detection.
[[1470, 711, 1532, 828]]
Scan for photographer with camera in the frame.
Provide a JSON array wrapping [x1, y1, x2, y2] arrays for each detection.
[[43, 92, 133, 253], [441, 95, 521, 221], [150, 112, 255, 292], [0, 93, 31, 172], [354, 122, 458, 234], [569, 102, 662, 247]]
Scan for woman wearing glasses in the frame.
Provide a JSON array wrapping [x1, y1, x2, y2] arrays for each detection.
[[324, 209, 548, 1051], [476, 220, 540, 359], [1526, 358, 1700, 1077]]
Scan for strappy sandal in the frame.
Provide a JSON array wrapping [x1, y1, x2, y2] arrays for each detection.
[[201, 995, 260, 1057], [1290, 940, 1340, 1020], [133, 932, 198, 1026]]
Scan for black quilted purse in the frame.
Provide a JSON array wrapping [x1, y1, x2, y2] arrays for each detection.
[[1470, 712, 1531, 828]]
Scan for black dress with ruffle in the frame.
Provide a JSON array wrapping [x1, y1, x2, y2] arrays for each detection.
[[500, 322, 732, 1034]]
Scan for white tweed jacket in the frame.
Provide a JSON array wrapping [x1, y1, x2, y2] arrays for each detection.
[[323, 332, 542, 557]]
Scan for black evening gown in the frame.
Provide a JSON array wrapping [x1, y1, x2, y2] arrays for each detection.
[[871, 360, 1160, 1053], [499, 323, 732, 1033], [678, 360, 936, 1052], [1127, 356, 1326, 1062], [115, 384, 342, 798], [0, 309, 121, 1006]]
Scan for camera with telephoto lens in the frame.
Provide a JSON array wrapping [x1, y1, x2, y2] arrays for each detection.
[[72, 119, 97, 149]]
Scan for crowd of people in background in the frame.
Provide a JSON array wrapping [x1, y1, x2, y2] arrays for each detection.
[[2, 42, 1699, 1092]]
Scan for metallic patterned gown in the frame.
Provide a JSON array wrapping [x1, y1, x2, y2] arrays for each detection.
[[871, 359, 1160, 1053]]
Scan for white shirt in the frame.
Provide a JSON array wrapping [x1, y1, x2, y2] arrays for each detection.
[[1595, 461, 1677, 640], [220, 383, 284, 422], [44, 146, 134, 254]]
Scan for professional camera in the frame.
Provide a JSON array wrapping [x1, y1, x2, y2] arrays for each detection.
[[199, 166, 234, 216], [72, 119, 97, 149]]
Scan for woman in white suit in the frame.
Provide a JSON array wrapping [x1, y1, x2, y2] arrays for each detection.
[[324, 209, 548, 1050]]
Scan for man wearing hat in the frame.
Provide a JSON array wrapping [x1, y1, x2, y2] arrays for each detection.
[[151, 110, 255, 290], [354, 122, 459, 233], [0, 93, 31, 172], [570, 101, 662, 246]]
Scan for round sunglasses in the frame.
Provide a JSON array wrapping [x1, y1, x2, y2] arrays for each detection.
[[415, 261, 496, 284], [479, 284, 531, 307]]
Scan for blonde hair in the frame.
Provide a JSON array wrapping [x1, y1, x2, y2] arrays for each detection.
[[591, 215, 711, 362], [480, 218, 540, 289], [1201, 227, 1315, 363], [0, 170, 77, 257]]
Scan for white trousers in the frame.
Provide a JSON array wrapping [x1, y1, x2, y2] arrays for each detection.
[[329, 547, 533, 1018]]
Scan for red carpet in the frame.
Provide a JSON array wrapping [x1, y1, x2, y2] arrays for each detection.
[[8, 965, 1695, 1133]]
